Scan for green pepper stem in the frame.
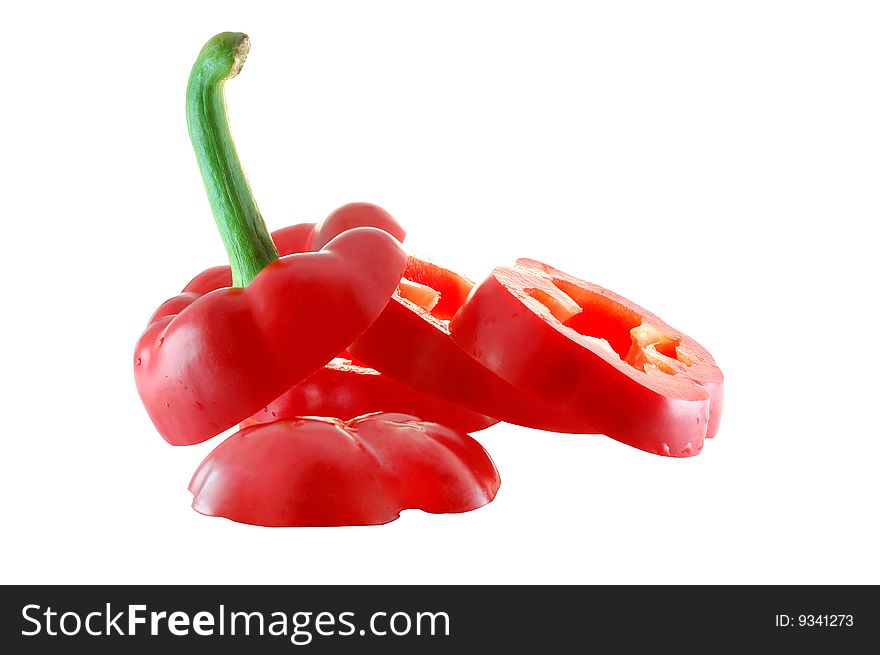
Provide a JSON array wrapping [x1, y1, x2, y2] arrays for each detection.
[[186, 32, 279, 287]]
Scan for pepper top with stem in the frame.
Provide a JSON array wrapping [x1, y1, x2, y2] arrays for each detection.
[[186, 32, 279, 287], [136, 32, 410, 446]]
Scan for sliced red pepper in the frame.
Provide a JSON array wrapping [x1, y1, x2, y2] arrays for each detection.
[[245, 358, 499, 433], [173, 253, 496, 435], [134, 33, 406, 445], [151, 192, 504, 438], [448, 258, 724, 456], [348, 257, 595, 433], [189, 413, 501, 526]]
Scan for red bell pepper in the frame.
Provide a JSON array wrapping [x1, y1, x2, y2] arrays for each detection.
[[449, 258, 724, 456], [245, 358, 499, 433], [150, 192, 502, 437], [134, 33, 406, 445], [348, 257, 595, 432], [190, 413, 501, 526]]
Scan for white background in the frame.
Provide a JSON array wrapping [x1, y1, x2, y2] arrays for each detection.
[[1, 1, 877, 584]]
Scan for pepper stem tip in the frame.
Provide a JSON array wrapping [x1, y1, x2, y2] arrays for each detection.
[[229, 34, 250, 79]]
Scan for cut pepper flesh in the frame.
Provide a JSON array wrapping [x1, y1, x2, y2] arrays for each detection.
[[245, 358, 499, 433], [349, 257, 597, 433], [449, 258, 723, 456]]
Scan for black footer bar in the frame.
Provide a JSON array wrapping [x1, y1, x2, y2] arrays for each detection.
[[2, 585, 875, 652]]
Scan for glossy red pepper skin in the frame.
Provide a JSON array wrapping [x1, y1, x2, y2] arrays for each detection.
[[189, 413, 501, 527], [135, 227, 407, 446], [181, 202, 405, 296], [449, 258, 724, 457], [348, 258, 595, 433], [245, 358, 499, 433]]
